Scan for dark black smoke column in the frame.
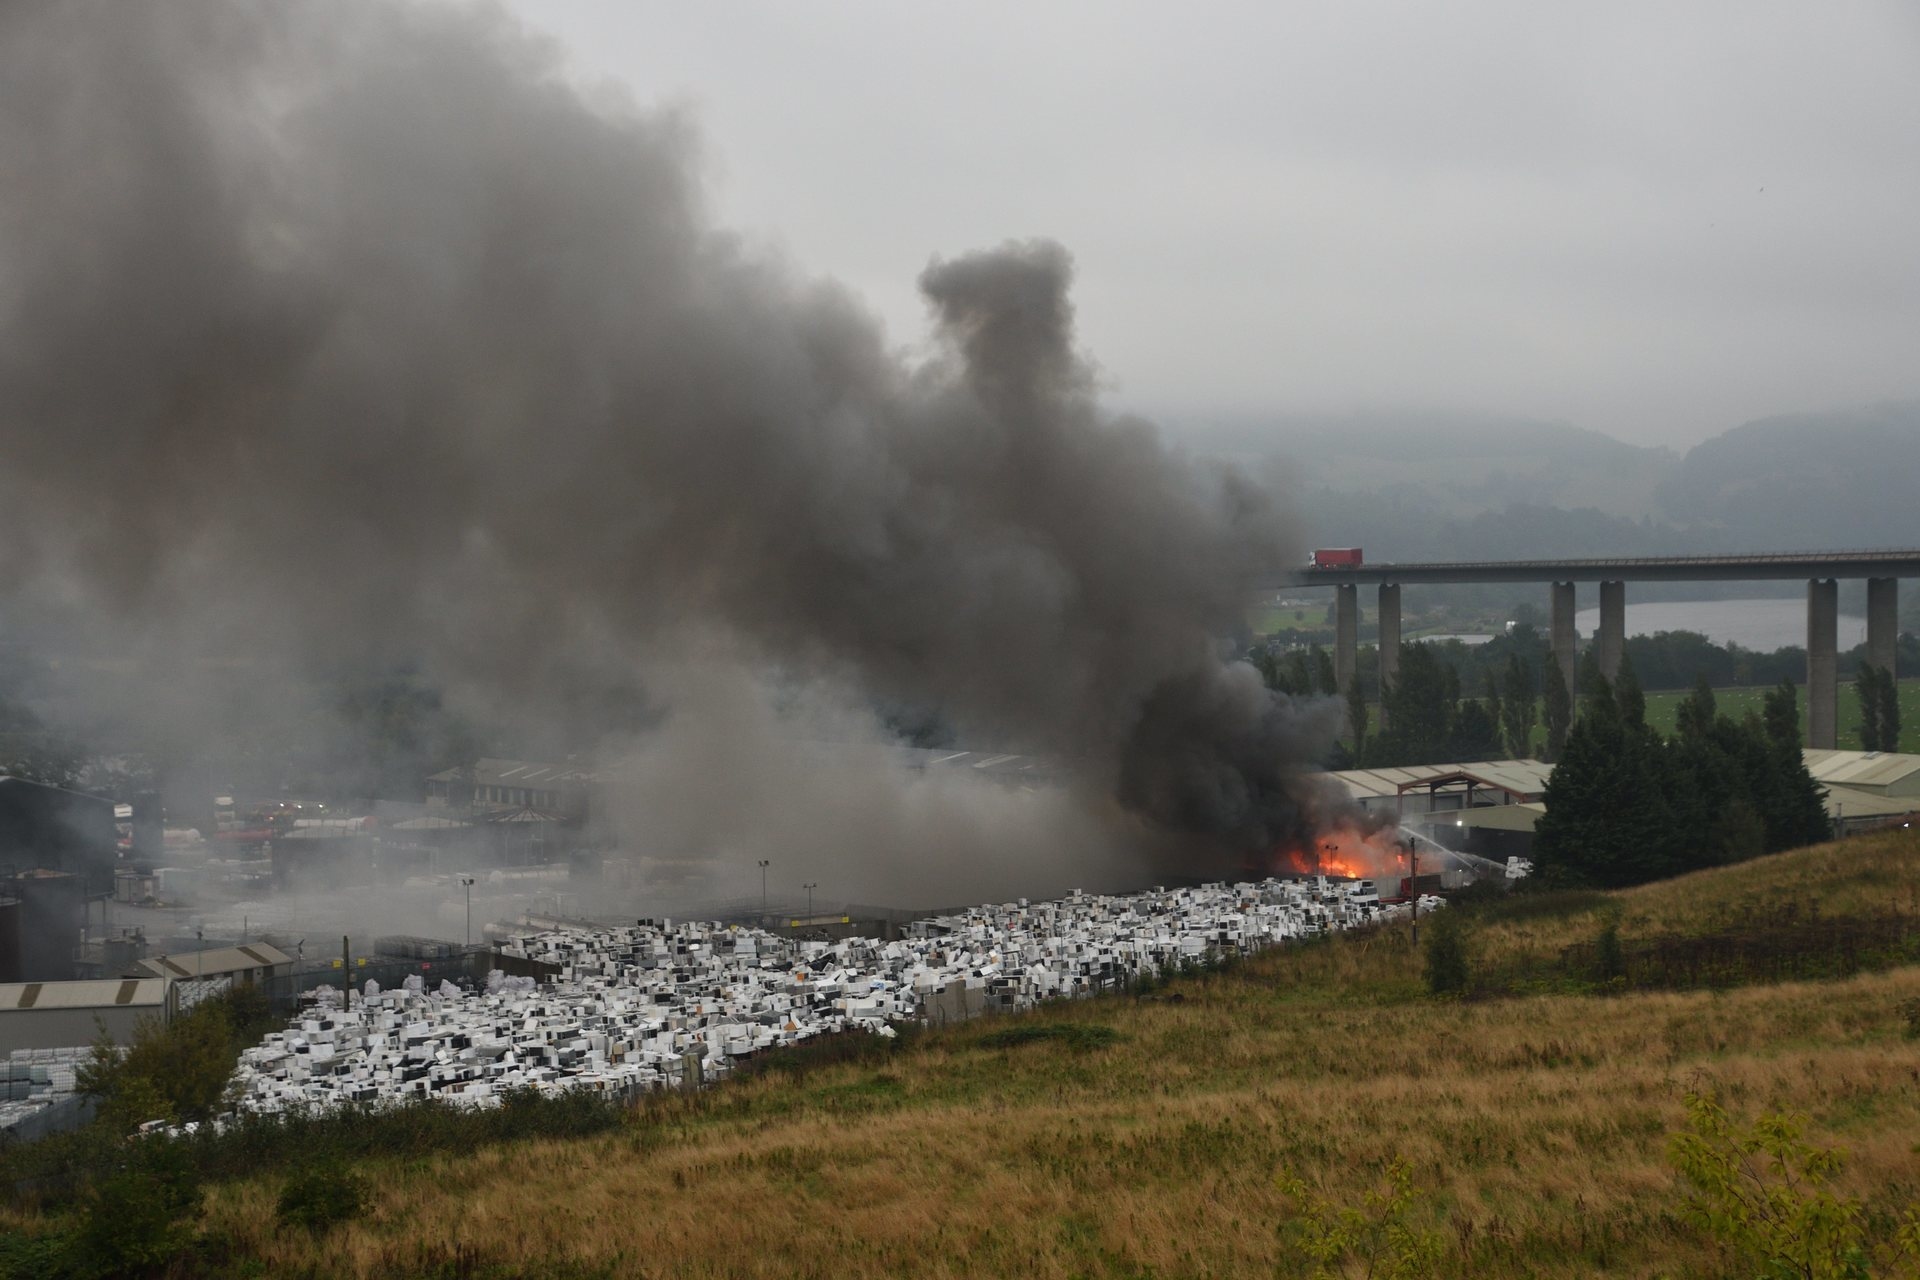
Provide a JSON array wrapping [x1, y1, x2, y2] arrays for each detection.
[[0, 0, 1341, 881]]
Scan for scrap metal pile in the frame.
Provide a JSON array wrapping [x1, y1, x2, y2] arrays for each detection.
[[224, 877, 1440, 1115]]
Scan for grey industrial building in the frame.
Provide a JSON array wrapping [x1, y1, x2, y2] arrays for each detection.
[[133, 942, 293, 987], [1316, 750, 1920, 855], [0, 978, 170, 1056], [425, 758, 597, 818], [0, 776, 117, 886]]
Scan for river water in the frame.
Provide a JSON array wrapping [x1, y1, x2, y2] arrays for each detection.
[[1573, 598, 1867, 652]]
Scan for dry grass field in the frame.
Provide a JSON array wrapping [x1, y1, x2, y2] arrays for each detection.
[[169, 828, 1920, 1279], [8, 828, 1920, 1278]]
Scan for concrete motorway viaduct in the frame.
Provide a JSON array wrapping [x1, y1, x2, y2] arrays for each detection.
[[1266, 550, 1920, 749]]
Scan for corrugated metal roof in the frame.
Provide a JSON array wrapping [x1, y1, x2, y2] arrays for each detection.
[[133, 943, 292, 980], [425, 758, 599, 787], [0, 978, 167, 1011], [897, 747, 1056, 782], [1317, 759, 1553, 802], [1821, 784, 1917, 819], [1802, 750, 1920, 795], [391, 815, 473, 830]]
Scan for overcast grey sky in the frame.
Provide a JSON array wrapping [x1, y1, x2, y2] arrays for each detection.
[[501, 1, 1920, 448]]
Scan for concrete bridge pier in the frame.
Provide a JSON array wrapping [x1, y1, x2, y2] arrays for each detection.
[[1807, 578, 1838, 749], [1550, 581, 1577, 702], [1867, 577, 1899, 680], [1334, 583, 1358, 696], [1597, 580, 1626, 683], [1374, 587, 1405, 721], [1377, 583, 1401, 719]]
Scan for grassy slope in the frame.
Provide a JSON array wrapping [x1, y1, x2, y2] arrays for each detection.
[[52, 831, 1920, 1278]]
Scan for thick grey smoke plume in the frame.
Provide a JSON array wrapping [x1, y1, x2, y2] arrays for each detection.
[[0, 1, 1339, 897]]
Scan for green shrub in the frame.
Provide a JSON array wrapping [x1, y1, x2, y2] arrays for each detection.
[[79, 986, 273, 1134], [1593, 911, 1626, 986], [1900, 997, 1920, 1040], [1667, 1091, 1870, 1279], [70, 1140, 203, 1278], [1422, 908, 1470, 996], [0, 1090, 627, 1217], [276, 1161, 368, 1234], [0, 1226, 77, 1280], [1277, 1156, 1444, 1279]]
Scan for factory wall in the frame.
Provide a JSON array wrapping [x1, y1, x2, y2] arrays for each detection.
[[9, 871, 83, 982], [0, 1003, 159, 1057], [0, 898, 18, 984], [0, 778, 116, 889]]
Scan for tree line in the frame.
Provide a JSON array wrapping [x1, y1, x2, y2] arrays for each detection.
[[1533, 661, 1830, 888], [1252, 636, 1575, 768], [1253, 623, 1912, 768]]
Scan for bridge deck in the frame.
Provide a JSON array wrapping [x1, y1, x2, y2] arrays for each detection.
[[1272, 549, 1920, 587]]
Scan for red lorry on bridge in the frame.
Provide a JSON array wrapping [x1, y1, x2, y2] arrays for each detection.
[[1309, 548, 1363, 568]]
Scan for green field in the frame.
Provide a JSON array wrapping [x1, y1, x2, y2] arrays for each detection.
[[1330, 678, 1920, 757], [1641, 677, 1920, 754]]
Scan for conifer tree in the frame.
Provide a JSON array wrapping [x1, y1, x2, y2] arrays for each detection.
[[1542, 658, 1573, 760], [1675, 676, 1717, 743], [1750, 689, 1831, 850], [1856, 664, 1884, 751], [1536, 663, 1683, 886], [1310, 645, 1338, 697], [1500, 654, 1537, 758], [1879, 666, 1901, 750], [1613, 655, 1647, 728]]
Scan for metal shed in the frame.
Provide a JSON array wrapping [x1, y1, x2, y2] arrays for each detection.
[[133, 942, 293, 986], [0, 978, 170, 1055], [1801, 750, 1920, 799]]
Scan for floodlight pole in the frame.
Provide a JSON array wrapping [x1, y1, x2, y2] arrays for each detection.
[[757, 860, 770, 917], [459, 875, 475, 946], [804, 882, 817, 920]]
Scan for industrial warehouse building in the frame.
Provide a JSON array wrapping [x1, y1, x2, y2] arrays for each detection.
[[1802, 750, 1920, 833], [1316, 751, 1920, 858], [0, 869, 85, 983], [1316, 760, 1552, 860], [0, 978, 169, 1056], [0, 776, 117, 886], [133, 942, 294, 987], [1, 777, 119, 983], [424, 759, 597, 818]]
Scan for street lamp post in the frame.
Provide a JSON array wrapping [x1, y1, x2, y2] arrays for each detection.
[[458, 875, 475, 946], [757, 860, 770, 917], [803, 882, 817, 920], [1408, 839, 1419, 945]]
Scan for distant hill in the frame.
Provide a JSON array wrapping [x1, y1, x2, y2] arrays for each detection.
[[1187, 410, 1679, 521], [1184, 402, 1919, 566], [1656, 401, 1920, 550]]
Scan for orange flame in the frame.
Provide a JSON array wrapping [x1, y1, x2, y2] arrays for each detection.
[[1270, 823, 1414, 882]]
